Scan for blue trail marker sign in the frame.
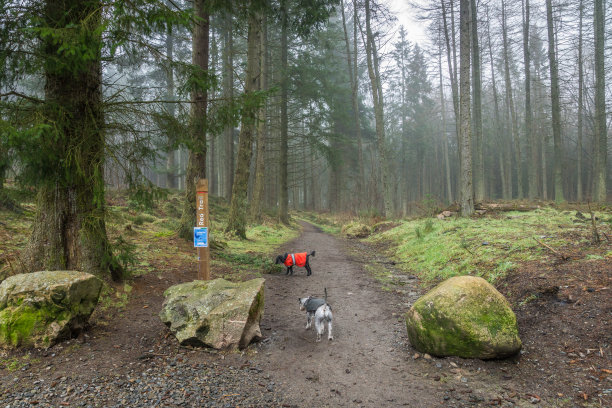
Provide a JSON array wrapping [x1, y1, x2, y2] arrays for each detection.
[[194, 227, 208, 247]]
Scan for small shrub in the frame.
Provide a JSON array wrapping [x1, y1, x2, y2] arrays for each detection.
[[423, 219, 434, 234], [342, 222, 372, 238], [132, 214, 155, 225], [415, 227, 423, 240], [105, 235, 138, 277]]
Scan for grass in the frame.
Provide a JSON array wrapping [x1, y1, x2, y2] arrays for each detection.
[[366, 208, 609, 284], [1, 186, 301, 318]]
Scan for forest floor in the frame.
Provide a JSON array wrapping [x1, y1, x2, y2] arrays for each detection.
[[0, 193, 610, 407]]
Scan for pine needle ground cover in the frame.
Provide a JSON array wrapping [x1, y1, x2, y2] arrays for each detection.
[[366, 208, 612, 284]]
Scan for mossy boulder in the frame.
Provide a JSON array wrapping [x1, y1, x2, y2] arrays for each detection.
[[159, 278, 265, 350], [405, 276, 521, 359], [0, 271, 102, 348], [341, 222, 372, 238]]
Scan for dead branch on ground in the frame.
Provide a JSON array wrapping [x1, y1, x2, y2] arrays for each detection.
[[533, 237, 570, 261]]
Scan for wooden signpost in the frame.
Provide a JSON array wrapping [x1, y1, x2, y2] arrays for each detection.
[[195, 179, 210, 280]]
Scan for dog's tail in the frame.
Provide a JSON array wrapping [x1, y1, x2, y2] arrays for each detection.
[[310, 250, 316, 257]]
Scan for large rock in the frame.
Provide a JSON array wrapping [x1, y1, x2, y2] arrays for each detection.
[[405, 276, 521, 359], [0, 271, 102, 348], [160, 278, 265, 349]]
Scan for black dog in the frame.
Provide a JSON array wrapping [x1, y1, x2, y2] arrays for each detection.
[[274, 251, 315, 276]]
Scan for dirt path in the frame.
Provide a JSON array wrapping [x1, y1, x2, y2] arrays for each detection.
[[2, 220, 608, 407], [256, 222, 442, 407]]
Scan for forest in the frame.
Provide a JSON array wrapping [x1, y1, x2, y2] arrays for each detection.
[[0, 0, 611, 407]]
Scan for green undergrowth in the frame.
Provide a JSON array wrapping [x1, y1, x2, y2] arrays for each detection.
[[367, 208, 609, 284], [1, 186, 300, 293], [105, 191, 300, 282], [297, 210, 383, 235]]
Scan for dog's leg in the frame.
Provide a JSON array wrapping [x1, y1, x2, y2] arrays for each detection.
[[305, 263, 312, 276], [315, 317, 323, 342], [285, 267, 290, 275], [306, 313, 311, 329], [289, 266, 294, 275], [327, 318, 333, 341]]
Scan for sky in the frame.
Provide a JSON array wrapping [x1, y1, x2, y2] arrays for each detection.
[[386, 0, 430, 45]]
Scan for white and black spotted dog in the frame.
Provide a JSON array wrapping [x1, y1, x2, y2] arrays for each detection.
[[299, 288, 333, 342]]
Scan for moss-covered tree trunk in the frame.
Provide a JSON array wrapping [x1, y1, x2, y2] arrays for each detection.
[[226, 4, 262, 238], [179, 0, 209, 240], [21, 0, 120, 279]]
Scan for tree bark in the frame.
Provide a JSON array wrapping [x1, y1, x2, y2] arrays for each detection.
[[223, 12, 234, 201], [341, 0, 365, 209], [179, 0, 209, 239], [545, 0, 564, 203], [523, 0, 537, 199], [470, 0, 483, 202], [23, 0, 120, 279], [279, 0, 289, 224], [439, 27, 453, 204], [364, 0, 392, 217], [593, 0, 607, 202], [226, 4, 262, 238], [502, 0, 522, 199], [459, 0, 473, 216], [250, 13, 267, 222], [441, 0, 459, 138], [165, 16, 177, 190], [486, 5, 504, 199], [576, 0, 584, 201]]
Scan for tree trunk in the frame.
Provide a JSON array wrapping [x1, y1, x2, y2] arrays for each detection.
[[470, 0, 484, 202], [179, 0, 209, 239], [523, 0, 536, 199], [23, 0, 120, 279], [250, 13, 267, 222], [223, 12, 234, 201], [439, 28, 453, 204], [502, 0, 522, 199], [545, 0, 564, 203], [486, 5, 503, 199], [209, 19, 217, 196], [341, 0, 365, 209], [165, 17, 177, 190], [593, 0, 607, 202], [226, 4, 262, 238], [441, 0, 459, 138], [279, 0, 290, 224], [364, 0, 392, 217], [459, 0, 473, 216], [576, 0, 584, 201]]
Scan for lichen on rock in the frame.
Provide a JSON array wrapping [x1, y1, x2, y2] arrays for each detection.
[[159, 278, 265, 350], [0, 271, 102, 348], [405, 275, 521, 359]]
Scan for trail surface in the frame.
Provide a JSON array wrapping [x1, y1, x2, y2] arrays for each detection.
[[256, 221, 441, 407]]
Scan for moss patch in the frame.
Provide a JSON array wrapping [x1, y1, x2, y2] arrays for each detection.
[[405, 276, 521, 359]]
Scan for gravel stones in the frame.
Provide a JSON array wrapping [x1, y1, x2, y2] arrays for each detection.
[[0, 355, 285, 407]]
